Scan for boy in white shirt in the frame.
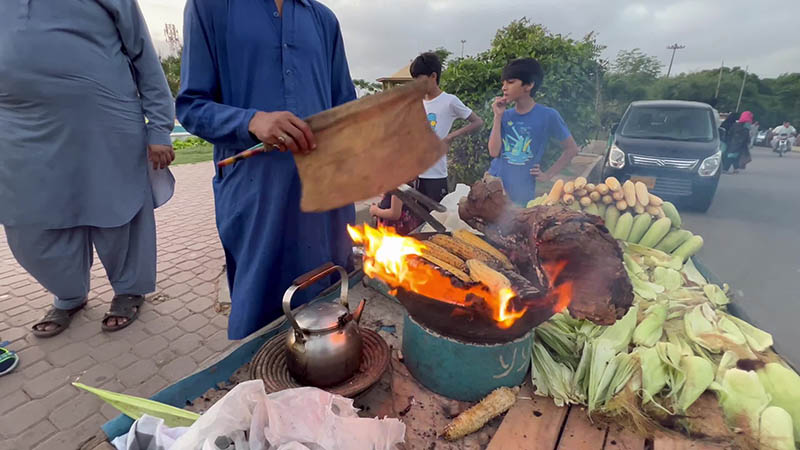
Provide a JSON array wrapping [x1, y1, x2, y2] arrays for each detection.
[[410, 52, 484, 202]]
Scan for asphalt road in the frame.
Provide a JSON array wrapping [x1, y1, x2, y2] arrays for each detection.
[[681, 147, 800, 368]]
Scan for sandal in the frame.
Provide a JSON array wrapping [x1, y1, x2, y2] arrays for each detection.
[[102, 294, 145, 332], [31, 304, 86, 338], [0, 342, 19, 376]]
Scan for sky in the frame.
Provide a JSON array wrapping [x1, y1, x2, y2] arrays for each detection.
[[140, 0, 799, 82]]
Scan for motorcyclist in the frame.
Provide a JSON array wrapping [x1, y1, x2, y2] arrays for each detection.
[[771, 121, 797, 150]]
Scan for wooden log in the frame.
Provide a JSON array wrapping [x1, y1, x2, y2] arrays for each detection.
[[486, 385, 568, 450], [556, 406, 608, 450]]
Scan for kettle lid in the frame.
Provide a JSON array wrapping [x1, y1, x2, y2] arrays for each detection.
[[293, 301, 348, 332]]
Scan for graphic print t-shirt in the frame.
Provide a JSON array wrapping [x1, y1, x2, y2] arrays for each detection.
[[498, 105, 571, 206], [420, 92, 473, 179]]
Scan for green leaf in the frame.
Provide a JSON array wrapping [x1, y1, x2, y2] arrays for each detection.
[[703, 284, 730, 306], [73, 382, 200, 428]]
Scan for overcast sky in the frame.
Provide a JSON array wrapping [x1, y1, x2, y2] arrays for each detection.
[[140, 0, 798, 82]]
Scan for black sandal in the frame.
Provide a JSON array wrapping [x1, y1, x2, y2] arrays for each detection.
[[31, 304, 86, 338], [102, 294, 145, 332]]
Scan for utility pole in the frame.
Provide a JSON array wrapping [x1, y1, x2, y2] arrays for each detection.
[[665, 43, 685, 77], [736, 66, 749, 112], [714, 60, 724, 99], [460, 40, 466, 58]]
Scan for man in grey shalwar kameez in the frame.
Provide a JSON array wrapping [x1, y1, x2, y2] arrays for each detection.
[[0, 0, 175, 337]]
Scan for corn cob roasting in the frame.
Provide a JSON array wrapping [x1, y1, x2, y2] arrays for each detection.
[[442, 386, 519, 440]]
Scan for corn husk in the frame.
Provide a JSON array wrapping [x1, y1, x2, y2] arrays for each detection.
[[703, 284, 730, 306], [633, 304, 667, 347], [652, 267, 683, 292], [757, 362, 800, 442], [676, 355, 714, 413], [531, 340, 575, 407], [759, 406, 796, 450], [635, 346, 668, 405], [711, 368, 771, 438], [724, 313, 773, 352], [73, 382, 200, 427], [681, 259, 707, 286]]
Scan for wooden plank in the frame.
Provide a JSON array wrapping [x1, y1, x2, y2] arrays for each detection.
[[653, 436, 732, 450], [604, 425, 646, 450], [390, 356, 497, 449], [487, 384, 568, 450], [556, 407, 608, 450]]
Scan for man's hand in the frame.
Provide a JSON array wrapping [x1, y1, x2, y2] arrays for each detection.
[[492, 97, 508, 117], [248, 111, 316, 154], [148, 144, 175, 170], [529, 164, 542, 177], [443, 135, 454, 147]]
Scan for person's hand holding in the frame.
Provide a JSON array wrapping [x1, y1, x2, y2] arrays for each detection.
[[369, 204, 380, 216], [148, 144, 175, 170], [248, 111, 316, 154], [529, 164, 543, 178], [492, 97, 508, 117], [443, 135, 454, 147]]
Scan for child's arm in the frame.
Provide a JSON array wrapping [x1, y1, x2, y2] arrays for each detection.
[[369, 195, 404, 221], [488, 97, 507, 158], [444, 112, 483, 146], [539, 136, 580, 181]]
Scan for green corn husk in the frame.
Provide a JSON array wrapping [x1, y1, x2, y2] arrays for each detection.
[[656, 342, 687, 397], [652, 267, 683, 292], [703, 284, 730, 306], [724, 313, 773, 352], [711, 368, 771, 439], [624, 243, 683, 270], [716, 351, 739, 381], [635, 346, 668, 405], [536, 321, 579, 362], [759, 406, 796, 450], [681, 259, 707, 286], [676, 355, 715, 413], [531, 340, 575, 407], [629, 274, 665, 300], [74, 382, 200, 427], [683, 304, 720, 352], [757, 362, 800, 442], [600, 305, 639, 351], [587, 307, 639, 412], [608, 352, 637, 399], [633, 304, 667, 347]]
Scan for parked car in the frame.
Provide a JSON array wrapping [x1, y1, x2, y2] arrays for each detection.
[[602, 100, 723, 212], [755, 129, 770, 147]]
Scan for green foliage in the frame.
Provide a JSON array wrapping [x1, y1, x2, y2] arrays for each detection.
[[612, 49, 663, 77], [160, 55, 182, 98], [172, 136, 208, 150], [353, 78, 382, 96], [441, 18, 604, 185]]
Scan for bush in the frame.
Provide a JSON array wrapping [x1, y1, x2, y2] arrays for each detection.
[[172, 137, 209, 150]]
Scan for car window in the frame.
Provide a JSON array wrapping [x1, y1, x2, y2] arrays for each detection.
[[620, 107, 714, 142]]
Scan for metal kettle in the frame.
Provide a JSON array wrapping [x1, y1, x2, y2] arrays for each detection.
[[283, 263, 365, 387]]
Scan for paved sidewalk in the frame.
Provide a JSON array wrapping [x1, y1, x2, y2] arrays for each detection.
[[0, 162, 237, 450]]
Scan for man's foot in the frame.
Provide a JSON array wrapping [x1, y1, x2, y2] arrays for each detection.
[[102, 294, 144, 332], [31, 304, 86, 337]]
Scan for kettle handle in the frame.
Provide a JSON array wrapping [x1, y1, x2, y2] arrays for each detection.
[[282, 263, 350, 335]]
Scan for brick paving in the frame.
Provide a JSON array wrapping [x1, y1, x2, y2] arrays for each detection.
[[0, 162, 238, 450]]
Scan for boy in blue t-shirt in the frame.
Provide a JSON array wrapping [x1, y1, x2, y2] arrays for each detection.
[[488, 58, 580, 206]]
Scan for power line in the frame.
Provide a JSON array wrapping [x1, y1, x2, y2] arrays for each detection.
[[666, 43, 685, 77]]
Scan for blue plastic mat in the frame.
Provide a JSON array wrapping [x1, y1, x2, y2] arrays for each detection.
[[101, 270, 364, 441]]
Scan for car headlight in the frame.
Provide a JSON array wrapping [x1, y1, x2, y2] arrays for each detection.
[[607, 145, 626, 169], [698, 151, 721, 177]]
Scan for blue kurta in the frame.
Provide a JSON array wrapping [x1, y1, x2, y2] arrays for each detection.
[[176, 0, 357, 339]]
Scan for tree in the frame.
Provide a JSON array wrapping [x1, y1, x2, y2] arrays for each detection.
[[160, 23, 182, 98], [611, 48, 663, 77], [353, 79, 382, 97], [440, 18, 604, 185]]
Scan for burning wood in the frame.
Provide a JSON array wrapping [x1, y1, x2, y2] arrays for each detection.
[[459, 175, 634, 325]]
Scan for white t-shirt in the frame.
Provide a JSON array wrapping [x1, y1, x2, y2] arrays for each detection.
[[419, 92, 473, 179], [772, 125, 796, 136]]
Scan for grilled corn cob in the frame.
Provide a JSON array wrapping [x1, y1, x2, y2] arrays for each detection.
[[596, 183, 610, 195], [574, 188, 588, 198], [545, 179, 564, 205], [430, 234, 499, 268], [605, 176, 622, 191], [585, 183, 596, 192], [635, 182, 650, 206], [562, 193, 576, 205], [414, 254, 472, 283], [420, 241, 467, 272], [442, 386, 519, 441], [466, 259, 511, 292], [612, 190, 625, 201], [453, 230, 514, 270], [574, 177, 587, 190], [602, 194, 614, 205], [623, 180, 637, 206], [580, 196, 593, 207], [563, 181, 575, 194]]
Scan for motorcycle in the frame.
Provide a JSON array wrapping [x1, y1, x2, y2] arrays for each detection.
[[773, 134, 793, 157]]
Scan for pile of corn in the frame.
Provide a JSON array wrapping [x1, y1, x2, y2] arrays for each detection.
[[528, 176, 705, 262], [530, 242, 800, 448]]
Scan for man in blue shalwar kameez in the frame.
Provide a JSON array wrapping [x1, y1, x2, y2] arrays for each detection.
[[176, 0, 357, 340], [0, 0, 175, 337]]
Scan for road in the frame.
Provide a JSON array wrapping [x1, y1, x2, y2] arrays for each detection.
[[681, 147, 800, 368]]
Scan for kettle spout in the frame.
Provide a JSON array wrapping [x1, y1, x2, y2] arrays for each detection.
[[352, 299, 366, 323]]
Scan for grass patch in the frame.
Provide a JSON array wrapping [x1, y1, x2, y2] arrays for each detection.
[[173, 143, 214, 165]]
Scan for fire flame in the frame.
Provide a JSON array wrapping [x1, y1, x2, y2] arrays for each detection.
[[348, 224, 527, 328], [542, 260, 574, 313]]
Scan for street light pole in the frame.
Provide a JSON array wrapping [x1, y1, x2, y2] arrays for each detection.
[[666, 43, 685, 77], [460, 40, 466, 58], [736, 66, 749, 112], [715, 60, 724, 99]]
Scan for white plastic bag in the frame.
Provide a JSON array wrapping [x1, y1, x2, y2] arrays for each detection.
[[420, 183, 479, 233], [171, 380, 405, 450]]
